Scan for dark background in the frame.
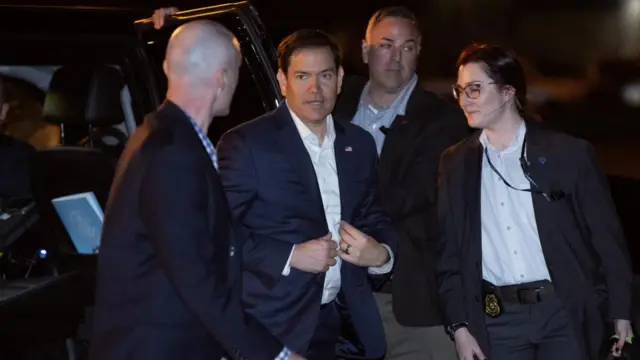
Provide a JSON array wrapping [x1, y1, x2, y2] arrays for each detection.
[[9, 0, 640, 179]]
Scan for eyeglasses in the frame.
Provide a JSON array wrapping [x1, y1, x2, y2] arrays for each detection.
[[452, 82, 496, 100]]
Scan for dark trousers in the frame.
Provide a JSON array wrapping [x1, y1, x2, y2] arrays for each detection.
[[305, 301, 341, 360], [485, 296, 582, 359]]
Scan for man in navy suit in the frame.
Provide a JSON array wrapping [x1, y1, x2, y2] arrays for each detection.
[[217, 29, 398, 360], [90, 21, 302, 360]]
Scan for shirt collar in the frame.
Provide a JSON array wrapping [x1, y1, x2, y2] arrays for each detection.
[[287, 101, 335, 146], [359, 73, 418, 116], [479, 120, 527, 154]]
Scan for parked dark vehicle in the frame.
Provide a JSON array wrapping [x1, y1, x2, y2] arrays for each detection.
[[0, 3, 282, 358]]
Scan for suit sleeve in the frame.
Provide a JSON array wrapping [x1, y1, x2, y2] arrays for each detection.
[[138, 145, 284, 360], [434, 151, 468, 326], [575, 142, 633, 320], [217, 130, 294, 285], [353, 134, 398, 268]]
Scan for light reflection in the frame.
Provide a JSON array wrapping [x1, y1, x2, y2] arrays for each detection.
[[620, 0, 640, 57]]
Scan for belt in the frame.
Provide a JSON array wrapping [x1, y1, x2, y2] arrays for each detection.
[[484, 280, 555, 305]]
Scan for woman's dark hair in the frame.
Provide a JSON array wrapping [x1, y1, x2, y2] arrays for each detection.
[[456, 43, 527, 115]]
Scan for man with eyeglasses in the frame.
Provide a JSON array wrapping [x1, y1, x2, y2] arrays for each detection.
[[334, 6, 468, 360]]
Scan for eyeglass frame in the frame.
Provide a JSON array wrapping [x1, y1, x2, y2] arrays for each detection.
[[452, 81, 497, 101]]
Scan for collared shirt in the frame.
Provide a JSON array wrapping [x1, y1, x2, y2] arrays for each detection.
[[188, 116, 290, 360], [282, 103, 394, 304], [479, 121, 551, 286], [187, 117, 218, 171], [352, 73, 418, 154]]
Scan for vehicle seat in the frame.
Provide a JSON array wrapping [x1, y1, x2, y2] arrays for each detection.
[[42, 64, 128, 158], [31, 64, 119, 276]]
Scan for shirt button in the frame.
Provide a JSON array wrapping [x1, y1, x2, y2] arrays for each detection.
[[513, 250, 518, 255], [500, 202, 504, 206], [506, 226, 511, 230], [520, 274, 525, 279]]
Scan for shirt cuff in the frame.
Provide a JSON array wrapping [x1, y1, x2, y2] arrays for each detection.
[[368, 243, 394, 275], [275, 347, 291, 360], [281, 245, 295, 276]]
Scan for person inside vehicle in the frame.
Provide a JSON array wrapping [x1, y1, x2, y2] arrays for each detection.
[[0, 78, 36, 199]]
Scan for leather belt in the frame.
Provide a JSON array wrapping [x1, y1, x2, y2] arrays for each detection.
[[484, 280, 555, 305]]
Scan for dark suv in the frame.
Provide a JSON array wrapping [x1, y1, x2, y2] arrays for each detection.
[[0, 3, 282, 358]]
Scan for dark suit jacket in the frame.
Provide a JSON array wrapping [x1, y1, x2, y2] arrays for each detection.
[[0, 133, 35, 198], [216, 103, 398, 358], [90, 101, 283, 360], [435, 122, 633, 359], [334, 75, 468, 326]]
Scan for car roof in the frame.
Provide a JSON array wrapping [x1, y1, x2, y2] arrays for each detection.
[[0, 5, 147, 35]]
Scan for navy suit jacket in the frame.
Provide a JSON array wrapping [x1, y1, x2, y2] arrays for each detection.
[[90, 101, 282, 360], [217, 103, 398, 358]]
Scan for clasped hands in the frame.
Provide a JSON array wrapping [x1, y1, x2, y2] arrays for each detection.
[[290, 221, 389, 273]]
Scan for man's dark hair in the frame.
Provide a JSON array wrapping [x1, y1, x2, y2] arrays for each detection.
[[367, 6, 420, 34], [277, 29, 342, 74]]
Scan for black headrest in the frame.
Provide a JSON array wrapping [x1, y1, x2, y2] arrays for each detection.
[[42, 65, 125, 126]]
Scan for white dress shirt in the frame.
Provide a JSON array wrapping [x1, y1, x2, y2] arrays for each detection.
[[480, 121, 551, 286], [281, 105, 394, 304]]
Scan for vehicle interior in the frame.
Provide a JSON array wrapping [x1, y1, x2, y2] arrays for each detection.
[[0, 5, 281, 358]]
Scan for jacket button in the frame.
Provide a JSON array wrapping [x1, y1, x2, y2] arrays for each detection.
[[475, 295, 480, 303], [229, 246, 235, 257]]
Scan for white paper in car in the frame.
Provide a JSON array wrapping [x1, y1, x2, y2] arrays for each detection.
[[51, 191, 103, 255]]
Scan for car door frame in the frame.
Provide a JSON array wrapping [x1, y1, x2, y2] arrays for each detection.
[[133, 2, 282, 112]]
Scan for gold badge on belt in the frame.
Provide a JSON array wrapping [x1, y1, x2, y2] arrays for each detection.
[[484, 292, 502, 318]]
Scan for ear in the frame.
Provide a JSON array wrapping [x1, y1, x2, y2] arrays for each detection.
[[276, 68, 287, 97], [361, 39, 369, 64], [502, 85, 516, 102], [337, 66, 345, 95], [416, 36, 422, 55], [162, 60, 169, 77]]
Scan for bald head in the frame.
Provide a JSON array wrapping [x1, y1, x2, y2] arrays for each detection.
[[164, 20, 243, 124], [164, 20, 241, 85]]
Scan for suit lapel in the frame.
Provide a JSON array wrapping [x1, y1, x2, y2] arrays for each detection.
[[377, 88, 433, 183], [522, 123, 555, 259], [275, 105, 325, 219], [333, 121, 355, 221], [378, 114, 410, 181], [464, 133, 483, 253]]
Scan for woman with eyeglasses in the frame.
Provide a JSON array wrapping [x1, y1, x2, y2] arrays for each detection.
[[435, 43, 633, 360]]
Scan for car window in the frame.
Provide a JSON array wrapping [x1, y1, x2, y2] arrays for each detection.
[[0, 73, 59, 150], [142, 10, 277, 144]]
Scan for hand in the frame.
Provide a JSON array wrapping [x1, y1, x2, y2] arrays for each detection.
[[338, 221, 388, 267], [290, 233, 338, 273], [611, 319, 634, 356], [152, 7, 178, 29], [453, 327, 486, 360], [287, 352, 307, 360]]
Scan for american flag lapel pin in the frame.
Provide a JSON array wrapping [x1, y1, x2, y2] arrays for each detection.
[[345, 146, 352, 152]]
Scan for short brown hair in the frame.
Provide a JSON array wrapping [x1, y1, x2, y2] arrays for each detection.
[[367, 6, 420, 35], [277, 29, 342, 74]]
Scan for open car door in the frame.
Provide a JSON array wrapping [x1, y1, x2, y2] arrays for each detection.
[[134, 2, 281, 143]]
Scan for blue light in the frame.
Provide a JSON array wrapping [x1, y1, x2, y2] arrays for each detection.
[[38, 249, 47, 259]]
